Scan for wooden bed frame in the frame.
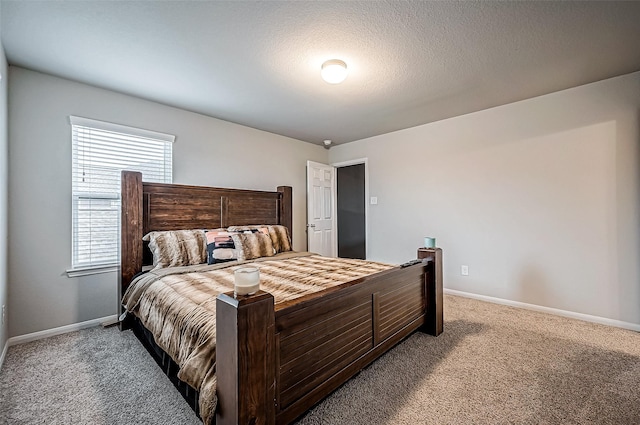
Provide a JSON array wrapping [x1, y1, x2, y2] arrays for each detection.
[[119, 170, 443, 425]]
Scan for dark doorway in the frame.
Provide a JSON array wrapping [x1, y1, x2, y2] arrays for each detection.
[[337, 163, 366, 259]]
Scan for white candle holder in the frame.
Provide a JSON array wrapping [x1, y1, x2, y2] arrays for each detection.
[[234, 267, 260, 296]]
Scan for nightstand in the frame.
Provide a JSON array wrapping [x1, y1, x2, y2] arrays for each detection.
[[417, 247, 438, 260], [417, 247, 443, 335]]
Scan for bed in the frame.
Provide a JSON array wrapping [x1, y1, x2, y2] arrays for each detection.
[[119, 170, 443, 425]]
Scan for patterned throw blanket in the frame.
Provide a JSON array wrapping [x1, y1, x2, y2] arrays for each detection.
[[122, 252, 393, 424]]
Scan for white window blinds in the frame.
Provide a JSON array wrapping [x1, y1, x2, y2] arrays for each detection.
[[70, 116, 173, 270]]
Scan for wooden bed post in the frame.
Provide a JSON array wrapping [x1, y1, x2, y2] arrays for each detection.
[[277, 186, 293, 241], [216, 291, 276, 425], [119, 170, 143, 331], [420, 247, 443, 336]]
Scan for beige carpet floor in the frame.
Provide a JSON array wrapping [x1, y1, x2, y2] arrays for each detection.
[[1, 295, 639, 424], [297, 295, 640, 425]]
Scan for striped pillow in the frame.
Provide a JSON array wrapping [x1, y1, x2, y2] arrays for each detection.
[[205, 229, 239, 264], [142, 229, 207, 269], [232, 232, 275, 261]]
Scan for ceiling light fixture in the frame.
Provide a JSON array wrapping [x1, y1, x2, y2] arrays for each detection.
[[321, 59, 348, 84]]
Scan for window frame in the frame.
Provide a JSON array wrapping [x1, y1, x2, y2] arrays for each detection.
[[67, 116, 174, 277]]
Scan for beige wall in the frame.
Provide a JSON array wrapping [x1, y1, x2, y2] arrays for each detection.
[[7, 64, 640, 337], [0, 4, 9, 354], [8, 67, 327, 337], [329, 71, 640, 327]]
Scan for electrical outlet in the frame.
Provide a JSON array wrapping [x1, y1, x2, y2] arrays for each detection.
[[2, 305, 5, 324], [461, 265, 469, 276]]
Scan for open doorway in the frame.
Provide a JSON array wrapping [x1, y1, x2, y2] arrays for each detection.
[[306, 161, 336, 257], [306, 159, 368, 259], [335, 159, 367, 260]]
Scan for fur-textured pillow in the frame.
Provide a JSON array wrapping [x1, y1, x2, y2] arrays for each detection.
[[227, 225, 269, 235], [231, 232, 275, 261], [268, 225, 292, 253], [227, 225, 291, 253], [142, 229, 207, 269]]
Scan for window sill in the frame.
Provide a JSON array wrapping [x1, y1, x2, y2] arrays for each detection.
[[66, 264, 119, 278]]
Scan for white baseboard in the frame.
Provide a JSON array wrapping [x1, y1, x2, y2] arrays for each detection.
[[0, 339, 8, 373], [444, 288, 640, 332], [6, 314, 119, 347]]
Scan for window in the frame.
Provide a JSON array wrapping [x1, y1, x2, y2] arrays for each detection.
[[70, 116, 173, 274]]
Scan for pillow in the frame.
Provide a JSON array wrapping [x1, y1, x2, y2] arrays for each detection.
[[205, 229, 240, 265], [142, 229, 207, 269], [227, 224, 290, 253], [268, 225, 292, 253], [231, 232, 275, 261], [227, 225, 270, 235]]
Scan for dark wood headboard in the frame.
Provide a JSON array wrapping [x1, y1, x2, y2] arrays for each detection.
[[119, 170, 293, 311]]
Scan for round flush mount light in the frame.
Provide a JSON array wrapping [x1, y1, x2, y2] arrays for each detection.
[[321, 59, 348, 84]]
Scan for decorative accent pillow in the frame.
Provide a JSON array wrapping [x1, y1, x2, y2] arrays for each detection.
[[268, 225, 292, 253], [205, 229, 240, 264], [231, 232, 275, 261], [227, 225, 270, 235], [142, 229, 207, 269], [227, 225, 290, 253]]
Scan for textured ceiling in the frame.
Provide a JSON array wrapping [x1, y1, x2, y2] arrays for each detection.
[[2, 1, 640, 145]]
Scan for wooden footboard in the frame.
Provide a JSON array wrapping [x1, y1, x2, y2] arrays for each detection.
[[216, 249, 443, 425]]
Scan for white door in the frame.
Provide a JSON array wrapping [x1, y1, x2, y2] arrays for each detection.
[[306, 161, 336, 257]]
